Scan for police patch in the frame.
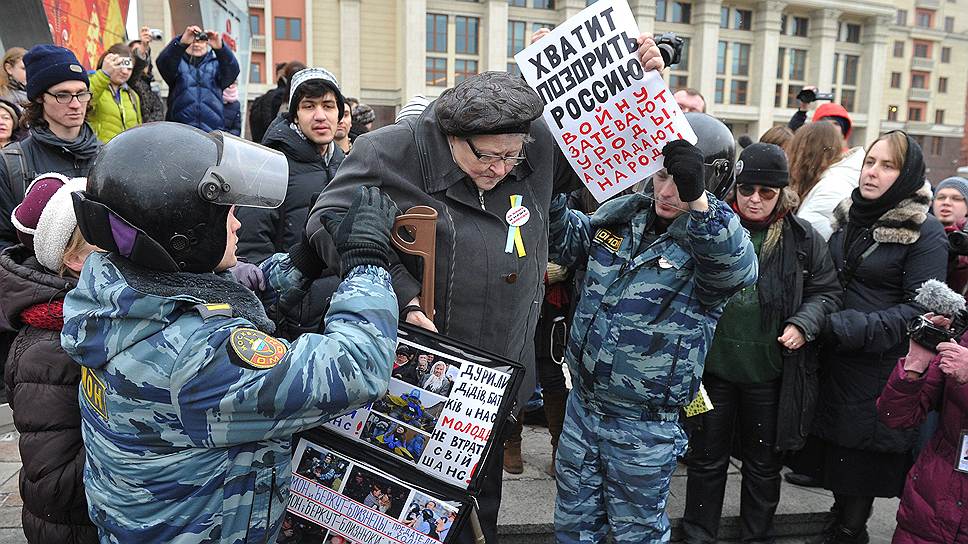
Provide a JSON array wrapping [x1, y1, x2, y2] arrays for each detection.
[[593, 228, 624, 253], [228, 329, 287, 370], [80, 367, 108, 421]]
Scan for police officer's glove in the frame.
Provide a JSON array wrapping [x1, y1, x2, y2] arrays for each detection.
[[662, 140, 705, 203], [229, 261, 266, 291], [289, 232, 326, 279], [326, 186, 400, 277], [549, 193, 569, 225]]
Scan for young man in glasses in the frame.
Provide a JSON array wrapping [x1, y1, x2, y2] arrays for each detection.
[[0, 45, 101, 249]]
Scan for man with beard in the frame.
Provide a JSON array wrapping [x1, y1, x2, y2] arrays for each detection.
[[421, 361, 453, 395], [0, 45, 101, 249]]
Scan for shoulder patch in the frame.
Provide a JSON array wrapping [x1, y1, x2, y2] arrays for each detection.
[[80, 367, 109, 422], [593, 228, 624, 253], [194, 303, 234, 320], [227, 328, 288, 370]]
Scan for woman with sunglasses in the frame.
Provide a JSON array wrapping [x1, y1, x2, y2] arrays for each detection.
[[682, 143, 842, 544], [810, 132, 948, 543]]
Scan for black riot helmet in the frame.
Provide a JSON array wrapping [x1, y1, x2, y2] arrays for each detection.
[[684, 112, 737, 199], [74, 122, 288, 273]]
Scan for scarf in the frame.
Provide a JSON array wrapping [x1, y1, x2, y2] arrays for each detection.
[[848, 132, 925, 228], [21, 300, 64, 330], [731, 200, 796, 328], [30, 123, 100, 162]]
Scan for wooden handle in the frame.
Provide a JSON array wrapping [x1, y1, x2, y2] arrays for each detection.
[[391, 206, 438, 317]]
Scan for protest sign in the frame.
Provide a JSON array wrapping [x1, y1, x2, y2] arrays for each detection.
[[514, 0, 697, 202]]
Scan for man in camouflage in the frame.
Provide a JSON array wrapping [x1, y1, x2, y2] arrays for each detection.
[[548, 139, 757, 543], [61, 122, 400, 543]]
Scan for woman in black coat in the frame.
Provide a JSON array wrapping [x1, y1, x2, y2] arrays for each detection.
[[812, 131, 948, 543], [682, 144, 842, 543]]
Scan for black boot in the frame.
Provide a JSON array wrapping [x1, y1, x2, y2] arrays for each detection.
[[824, 525, 869, 544]]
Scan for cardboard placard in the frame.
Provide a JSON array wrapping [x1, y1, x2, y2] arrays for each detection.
[[514, 0, 697, 202]]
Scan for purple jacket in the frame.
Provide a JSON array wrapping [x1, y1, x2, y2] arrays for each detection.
[[877, 341, 968, 543]]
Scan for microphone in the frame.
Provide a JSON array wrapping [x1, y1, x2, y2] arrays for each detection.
[[914, 279, 965, 317]]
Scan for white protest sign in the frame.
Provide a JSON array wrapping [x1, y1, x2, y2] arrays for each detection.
[[514, 0, 697, 202]]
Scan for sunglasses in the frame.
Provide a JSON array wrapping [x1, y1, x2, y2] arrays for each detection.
[[736, 184, 780, 200]]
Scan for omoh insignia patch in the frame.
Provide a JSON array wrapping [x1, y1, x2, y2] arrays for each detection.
[[593, 228, 624, 253], [228, 329, 287, 370], [80, 367, 108, 421]]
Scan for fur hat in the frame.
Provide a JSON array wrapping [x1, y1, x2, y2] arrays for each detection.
[[11, 173, 87, 271]]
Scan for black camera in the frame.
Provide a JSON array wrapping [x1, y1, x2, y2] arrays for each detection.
[[908, 310, 968, 350], [949, 227, 968, 255], [193, 30, 209, 41], [655, 32, 684, 67], [796, 88, 834, 104]]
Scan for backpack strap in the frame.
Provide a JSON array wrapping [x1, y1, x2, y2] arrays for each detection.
[[1, 142, 31, 203]]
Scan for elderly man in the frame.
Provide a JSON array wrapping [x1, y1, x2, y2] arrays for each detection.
[[307, 38, 668, 542]]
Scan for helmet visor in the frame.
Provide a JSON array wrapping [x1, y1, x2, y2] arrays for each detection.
[[198, 132, 289, 208]]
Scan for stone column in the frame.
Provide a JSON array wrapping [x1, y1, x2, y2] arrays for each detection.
[[485, 0, 510, 72], [399, 0, 426, 100], [691, 0, 722, 109], [859, 14, 891, 142], [808, 8, 840, 93], [750, 0, 785, 137], [339, 0, 362, 97], [556, 0, 587, 24], [629, 0, 656, 36]]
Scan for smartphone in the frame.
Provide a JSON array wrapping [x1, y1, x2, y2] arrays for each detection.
[[118, 57, 133, 69]]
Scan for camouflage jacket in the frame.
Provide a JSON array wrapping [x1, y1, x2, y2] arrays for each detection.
[[61, 252, 397, 543], [551, 192, 757, 418]]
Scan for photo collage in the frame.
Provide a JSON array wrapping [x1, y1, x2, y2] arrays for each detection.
[[284, 438, 460, 544]]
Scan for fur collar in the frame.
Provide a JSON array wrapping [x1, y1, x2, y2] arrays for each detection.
[[831, 185, 932, 245]]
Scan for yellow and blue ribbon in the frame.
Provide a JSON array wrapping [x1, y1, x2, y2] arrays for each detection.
[[504, 195, 526, 257]]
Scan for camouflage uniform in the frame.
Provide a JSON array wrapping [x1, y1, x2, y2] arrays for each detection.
[[549, 192, 757, 543], [61, 252, 397, 543]]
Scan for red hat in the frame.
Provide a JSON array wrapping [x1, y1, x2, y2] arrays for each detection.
[[812, 103, 853, 140]]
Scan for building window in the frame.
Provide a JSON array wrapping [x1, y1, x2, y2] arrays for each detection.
[[915, 9, 934, 28], [941, 47, 951, 63], [671, 2, 691, 24], [734, 9, 752, 30], [930, 136, 943, 155], [670, 74, 688, 90], [676, 37, 690, 71], [939, 77, 948, 93], [911, 71, 928, 89], [426, 58, 447, 86], [507, 21, 526, 57], [732, 43, 750, 75], [715, 78, 725, 104], [716, 41, 727, 75], [249, 14, 261, 35], [273, 17, 301, 41], [730, 80, 748, 104], [890, 72, 901, 88], [913, 41, 931, 59], [838, 22, 861, 43], [792, 16, 809, 37], [532, 0, 554, 9], [893, 41, 904, 57], [839, 89, 855, 112], [789, 48, 807, 81], [776, 47, 785, 78], [455, 16, 479, 55], [249, 62, 261, 84], [945, 16, 955, 32], [887, 105, 898, 121], [908, 102, 925, 122], [935, 109, 945, 124], [720, 6, 729, 28], [655, 0, 668, 21], [841, 54, 858, 86], [896, 9, 907, 26], [455, 59, 478, 83], [508, 0, 526, 6], [426, 14, 447, 53], [507, 63, 520, 76], [780, 14, 787, 34]]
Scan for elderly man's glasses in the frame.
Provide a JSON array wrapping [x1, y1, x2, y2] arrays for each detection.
[[736, 184, 779, 200], [465, 138, 526, 167], [46, 91, 93, 104]]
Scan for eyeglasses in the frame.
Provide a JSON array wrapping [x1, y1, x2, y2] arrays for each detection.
[[736, 184, 780, 200], [45, 91, 93, 104], [465, 138, 526, 167]]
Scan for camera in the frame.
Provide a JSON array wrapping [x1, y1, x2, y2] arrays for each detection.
[[908, 310, 968, 350], [149, 28, 163, 41], [655, 32, 684, 67], [796, 88, 834, 104], [949, 227, 968, 255], [118, 57, 133, 69], [193, 30, 209, 41]]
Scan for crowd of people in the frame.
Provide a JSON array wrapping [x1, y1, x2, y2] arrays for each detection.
[[0, 22, 966, 544]]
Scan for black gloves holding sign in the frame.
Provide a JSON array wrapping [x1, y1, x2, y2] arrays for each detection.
[[662, 140, 705, 203], [324, 186, 400, 277]]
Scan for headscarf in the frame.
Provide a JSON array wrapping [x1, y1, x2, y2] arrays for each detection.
[[847, 131, 925, 228]]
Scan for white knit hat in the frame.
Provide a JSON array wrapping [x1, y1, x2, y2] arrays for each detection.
[[32, 177, 87, 272]]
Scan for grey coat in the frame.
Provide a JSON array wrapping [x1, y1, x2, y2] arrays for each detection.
[[306, 105, 581, 410]]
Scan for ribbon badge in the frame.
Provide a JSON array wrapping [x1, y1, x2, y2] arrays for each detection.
[[504, 195, 529, 257]]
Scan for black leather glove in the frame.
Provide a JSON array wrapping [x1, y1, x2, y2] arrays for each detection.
[[289, 232, 325, 279], [325, 186, 399, 277], [662, 140, 705, 203]]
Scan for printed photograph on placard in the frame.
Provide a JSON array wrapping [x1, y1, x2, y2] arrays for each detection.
[[277, 512, 328, 543], [361, 412, 431, 464], [392, 348, 460, 396], [323, 532, 363, 544], [401, 492, 461, 541], [341, 464, 410, 518], [294, 445, 352, 491], [371, 379, 447, 433]]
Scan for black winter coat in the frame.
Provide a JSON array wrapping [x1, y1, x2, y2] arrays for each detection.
[[223, 100, 242, 137], [248, 87, 287, 144], [0, 246, 97, 544], [774, 215, 842, 452], [814, 186, 948, 453], [236, 115, 345, 264]]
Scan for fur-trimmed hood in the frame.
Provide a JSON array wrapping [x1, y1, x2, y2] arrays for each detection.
[[831, 184, 932, 245]]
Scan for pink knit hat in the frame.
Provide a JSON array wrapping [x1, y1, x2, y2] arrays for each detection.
[[11, 173, 87, 271]]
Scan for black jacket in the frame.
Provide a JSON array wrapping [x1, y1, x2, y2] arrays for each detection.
[[814, 186, 948, 452], [0, 126, 100, 249], [236, 115, 345, 264], [774, 215, 842, 452], [0, 246, 97, 544], [248, 86, 287, 144]]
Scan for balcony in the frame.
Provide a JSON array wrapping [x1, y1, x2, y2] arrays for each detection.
[[909, 87, 932, 101], [248, 0, 264, 7], [915, 0, 939, 7], [911, 56, 935, 71], [251, 34, 265, 51]]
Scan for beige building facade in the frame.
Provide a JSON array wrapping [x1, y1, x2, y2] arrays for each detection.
[[132, 0, 967, 178]]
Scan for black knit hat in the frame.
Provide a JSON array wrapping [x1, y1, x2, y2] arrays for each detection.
[[23, 45, 90, 101], [435, 71, 543, 137], [735, 143, 789, 188]]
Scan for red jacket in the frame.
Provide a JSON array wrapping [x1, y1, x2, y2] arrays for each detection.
[[945, 220, 968, 296], [878, 342, 968, 543]]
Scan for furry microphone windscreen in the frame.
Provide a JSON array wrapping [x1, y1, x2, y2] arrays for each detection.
[[915, 279, 966, 316]]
